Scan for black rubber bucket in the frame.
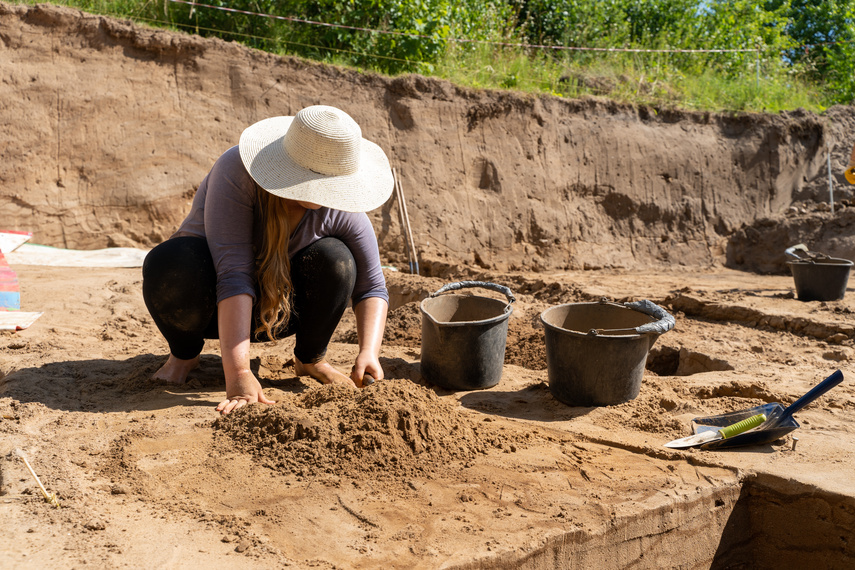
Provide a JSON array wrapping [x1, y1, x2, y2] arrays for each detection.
[[540, 299, 675, 406], [420, 281, 515, 391], [788, 258, 852, 302]]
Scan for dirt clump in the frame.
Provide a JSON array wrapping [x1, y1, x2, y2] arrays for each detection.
[[213, 379, 523, 479], [505, 319, 548, 370], [382, 302, 424, 347], [334, 300, 424, 347]]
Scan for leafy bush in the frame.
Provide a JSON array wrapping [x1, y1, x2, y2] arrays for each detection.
[[12, 0, 855, 109], [162, 0, 515, 73]]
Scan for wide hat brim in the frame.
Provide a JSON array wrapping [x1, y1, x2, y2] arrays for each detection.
[[239, 115, 394, 213]]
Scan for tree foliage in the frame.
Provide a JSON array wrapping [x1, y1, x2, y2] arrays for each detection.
[[24, 0, 855, 105], [775, 0, 855, 102], [165, 0, 514, 73]]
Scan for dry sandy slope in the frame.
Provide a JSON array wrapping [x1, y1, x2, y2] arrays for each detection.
[[1, 264, 854, 569], [3, 1, 855, 274]]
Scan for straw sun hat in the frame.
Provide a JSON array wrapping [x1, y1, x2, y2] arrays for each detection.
[[239, 105, 394, 212]]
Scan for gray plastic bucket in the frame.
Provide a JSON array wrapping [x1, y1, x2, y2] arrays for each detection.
[[784, 245, 853, 302], [540, 299, 675, 406], [788, 258, 852, 302], [420, 281, 515, 391]]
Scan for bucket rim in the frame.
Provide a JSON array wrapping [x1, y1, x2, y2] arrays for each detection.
[[539, 302, 649, 338], [787, 257, 853, 267], [420, 295, 514, 327]]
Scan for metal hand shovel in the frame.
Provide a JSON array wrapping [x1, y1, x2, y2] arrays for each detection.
[[688, 369, 844, 450], [664, 413, 766, 449]]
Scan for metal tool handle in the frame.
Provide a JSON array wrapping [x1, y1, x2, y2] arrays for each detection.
[[785, 244, 810, 259], [778, 369, 844, 421], [430, 281, 516, 304], [785, 244, 830, 263]]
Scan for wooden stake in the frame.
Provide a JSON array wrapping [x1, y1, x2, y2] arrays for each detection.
[[17, 450, 60, 507], [392, 168, 414, 273], [396, 172, 419, 275]]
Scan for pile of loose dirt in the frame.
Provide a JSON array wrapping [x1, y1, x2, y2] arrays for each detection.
[[505, 318, 548, 370], [213, 379, 526, 479], [336, 301, 424, 347], [597, 375, 698, 438], [382, 302, 423, 347]]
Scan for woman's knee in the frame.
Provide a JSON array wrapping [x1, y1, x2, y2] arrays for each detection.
[[143, 237, 213, 282], [294, 237, 356, 290], [143, 237, 217, 325]]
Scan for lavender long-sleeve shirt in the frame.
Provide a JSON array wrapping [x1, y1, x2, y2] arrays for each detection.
[[172, 145, 388, 306]]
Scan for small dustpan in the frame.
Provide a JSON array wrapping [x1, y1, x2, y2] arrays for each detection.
[[689, 370, 844, 450]]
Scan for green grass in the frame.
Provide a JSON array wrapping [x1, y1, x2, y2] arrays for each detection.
[[13, 0, 828, 114], [432, 42, 824, 112], [676, 71, 821, 113]]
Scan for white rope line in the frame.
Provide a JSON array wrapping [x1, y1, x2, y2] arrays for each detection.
[[168, 0, 761, 54], [135, 16, 420, 64]]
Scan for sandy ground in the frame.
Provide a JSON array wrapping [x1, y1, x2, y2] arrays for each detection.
[[2, 4, 855, 568], [2, 262, 854, 569]]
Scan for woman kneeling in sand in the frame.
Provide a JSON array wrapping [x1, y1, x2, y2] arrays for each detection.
[[142, 105, 392, 415]]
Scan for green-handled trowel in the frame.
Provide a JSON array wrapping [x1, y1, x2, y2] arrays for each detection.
[[663, 413, 766, 449]]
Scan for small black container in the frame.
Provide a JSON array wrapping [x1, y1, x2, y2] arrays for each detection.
[[419, 281, 515, 391], [788, 257, 852, 302], [540, 299, 674, 407]]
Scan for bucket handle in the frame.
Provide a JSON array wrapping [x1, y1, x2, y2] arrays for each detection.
[[430, 281, 516, 304], [587, 298, 675, 336], [785, 244, 831, 263]]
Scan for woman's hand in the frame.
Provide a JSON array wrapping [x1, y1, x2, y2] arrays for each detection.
[[351, 351, 383, 388], [216, 368, 276, 415], [216, 294, 275, 415], [352, 297, 388, 388]]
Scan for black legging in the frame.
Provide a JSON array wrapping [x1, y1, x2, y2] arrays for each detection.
[[142, 236, 356, 363]]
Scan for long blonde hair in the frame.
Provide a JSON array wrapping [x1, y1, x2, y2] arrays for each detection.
[[254, 189, 294, 340]]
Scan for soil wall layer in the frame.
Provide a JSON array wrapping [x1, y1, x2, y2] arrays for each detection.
[[0, 2, 848, 271]]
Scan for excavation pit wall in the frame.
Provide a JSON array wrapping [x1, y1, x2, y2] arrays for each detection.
[[711, 474, 855, 569], [446, 472, 855, 569], [1, 1, 847, 274]]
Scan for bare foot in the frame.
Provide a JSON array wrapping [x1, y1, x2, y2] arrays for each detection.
[[152, 354, 200, 385], [294, 357, 356, 388]]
